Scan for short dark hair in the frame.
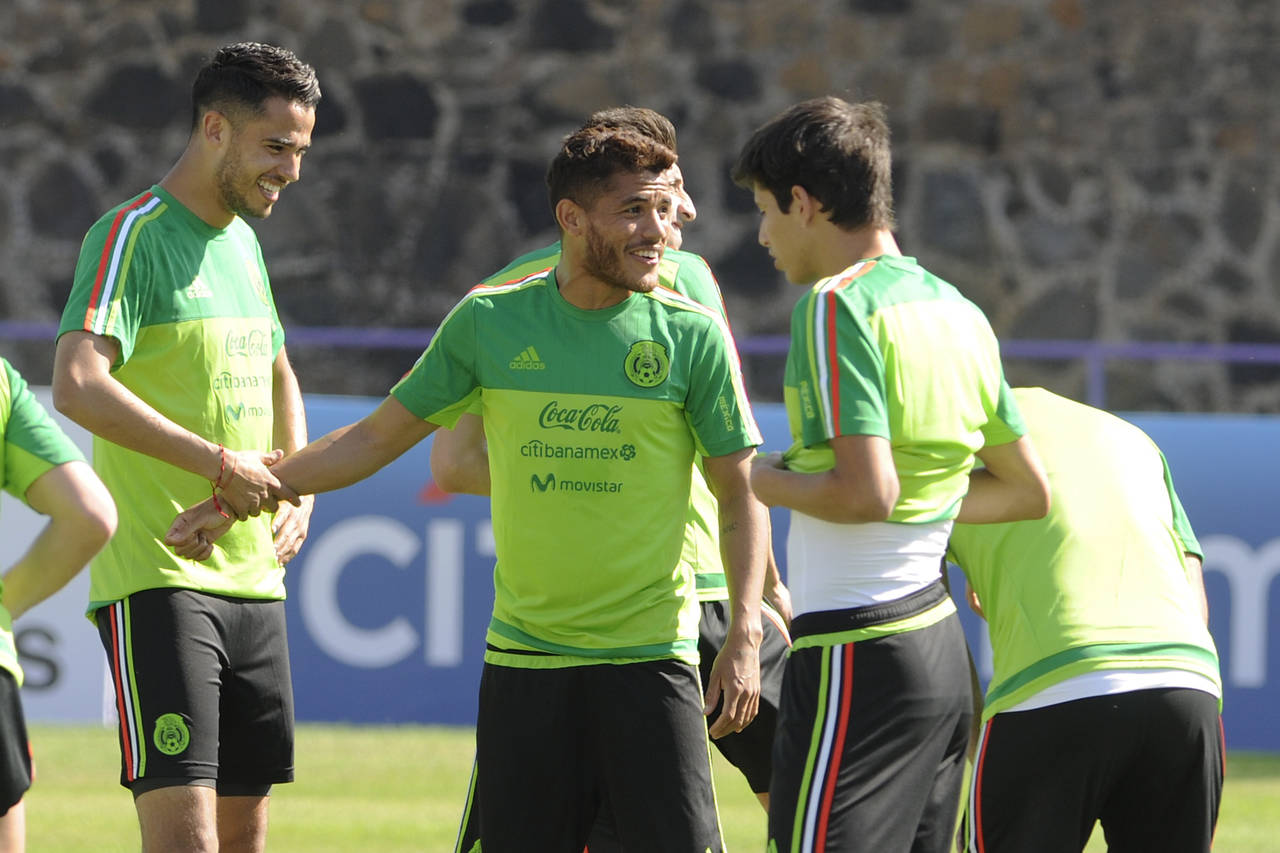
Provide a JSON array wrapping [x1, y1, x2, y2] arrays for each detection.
[[190, 42, 321, 129], [582, 106, 678, 153], [545, 126, 676, 217], [731, 96, 895, 231]]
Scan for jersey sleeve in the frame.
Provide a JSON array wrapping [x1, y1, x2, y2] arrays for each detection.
[[792, 285, 890, 447], [670, 254, 728, 321], [58, 197, 159, 366], [1, 360, 84, 501], [980, 376, 1028, 445], [684, 314, 761, 458], [1160, 450, 1202, 559], [390, 298, 482, 428]]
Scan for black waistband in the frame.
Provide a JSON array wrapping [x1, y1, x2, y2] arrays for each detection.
[[790, 579, 949, 640], [485, 644, 553, 656]]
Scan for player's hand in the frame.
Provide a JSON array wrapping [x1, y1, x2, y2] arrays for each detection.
[[764, 578, 794, 630], [965, 581, 986, 620], [751, 450, 787, 472], [703, 619, 762, 738], [165, 497, 236, 561], [272, 494, 314, 565], [218, 448, 300, 519]]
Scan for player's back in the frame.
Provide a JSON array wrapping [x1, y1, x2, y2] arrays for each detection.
[[785, 254, 1022, 524], [947, 387, 1220, 716]]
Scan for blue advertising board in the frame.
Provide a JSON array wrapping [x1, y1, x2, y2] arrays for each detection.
[[280, 398, 1280, 750], [7, 393, 1278, 750]]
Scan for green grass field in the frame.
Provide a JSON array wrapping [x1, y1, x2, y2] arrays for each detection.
[[23, 723, 1280, 851]]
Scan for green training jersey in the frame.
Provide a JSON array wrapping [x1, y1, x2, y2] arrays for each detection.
[[481, 243, 735, 602], [60, 185, 284, 610], [0, 359, 85, 684], [782, 255, 1025, 523], [947, 388, 1220, 720], [393, 267, 760, 667]]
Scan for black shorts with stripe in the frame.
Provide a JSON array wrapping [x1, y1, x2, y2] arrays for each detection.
[[0, 669, 32, 815], [96, 588, 295, 791], [964, 687, 1224, 853], [768, 582, 972, 853]]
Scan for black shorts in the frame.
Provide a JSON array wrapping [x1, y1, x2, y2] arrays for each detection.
[[96, 588, 295, 792], [697, 598, 790, 793], [474, 658, 723, 853], [769, 598, 972, 853], [963, 687, 1224, 853], [455, 600, 790, 852], [0, 669, 32, 815]]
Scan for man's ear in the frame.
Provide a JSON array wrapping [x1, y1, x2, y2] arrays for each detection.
[[201, 110, 230, 148], [555, 198, 586, 235], [791, 185, 817, 224]]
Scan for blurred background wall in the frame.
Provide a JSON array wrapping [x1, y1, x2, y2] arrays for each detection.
[[1, 0, 1277, 408]]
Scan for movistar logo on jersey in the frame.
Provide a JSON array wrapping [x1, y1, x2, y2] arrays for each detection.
[[530, 472, 622, 494], [509, 346, 546, 370], [624, 340, 670, 388], [225, 329, 271, 358], [225, 402, 266, 421], [185, 277, 212, 299], [538, 401, 623, 433]]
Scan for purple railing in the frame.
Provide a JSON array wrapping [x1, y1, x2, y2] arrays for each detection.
[[7, 321, 1279, 409]]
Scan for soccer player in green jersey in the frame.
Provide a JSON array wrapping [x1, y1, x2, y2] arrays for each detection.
[[949, 388, 1223, 853], [732, 96, 1051, 853], [0, 358, 116, 851], [432, 107, 793, 852], [169, 124, 770, 851], [52, 43, 317, 853]]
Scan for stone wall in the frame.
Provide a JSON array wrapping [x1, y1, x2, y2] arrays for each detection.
[[1, 0, 1277, 409]]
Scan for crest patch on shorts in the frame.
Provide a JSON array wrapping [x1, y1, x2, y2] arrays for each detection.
[[153, 713, 191, 756]]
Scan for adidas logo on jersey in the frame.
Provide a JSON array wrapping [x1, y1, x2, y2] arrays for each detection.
[[186, 277, 213, 299], [509, 346, 546, 370]]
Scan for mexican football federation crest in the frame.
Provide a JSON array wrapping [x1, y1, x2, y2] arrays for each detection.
[[154, 713, 191, 756], [624, 340, 670, 388]]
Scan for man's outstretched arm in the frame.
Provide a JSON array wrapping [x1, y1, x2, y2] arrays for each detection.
[[53, 330, 297, 519], [168, 395, 438, 558]]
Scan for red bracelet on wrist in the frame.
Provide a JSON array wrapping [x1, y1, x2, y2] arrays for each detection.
[[214, 444, 227, 490], [211, 489, 230, 519]]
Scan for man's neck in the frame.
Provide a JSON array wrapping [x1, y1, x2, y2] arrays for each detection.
[[552, 259, 632, 311], [813, 224, 901, 278], [158, 150, 234, 229]]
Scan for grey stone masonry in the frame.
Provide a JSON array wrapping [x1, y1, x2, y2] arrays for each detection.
[[1, 0, 1277, 409]]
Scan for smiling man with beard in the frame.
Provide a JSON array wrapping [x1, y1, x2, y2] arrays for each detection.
[[52, 42, 318, 853], [433, 108, 795, 853], [167, 124, 770, 852]]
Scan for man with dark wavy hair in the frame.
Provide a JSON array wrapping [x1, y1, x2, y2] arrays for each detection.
[[53, 42, 319, 852], [734, 96, 1050, 853], [435, 106, 794, 853]]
